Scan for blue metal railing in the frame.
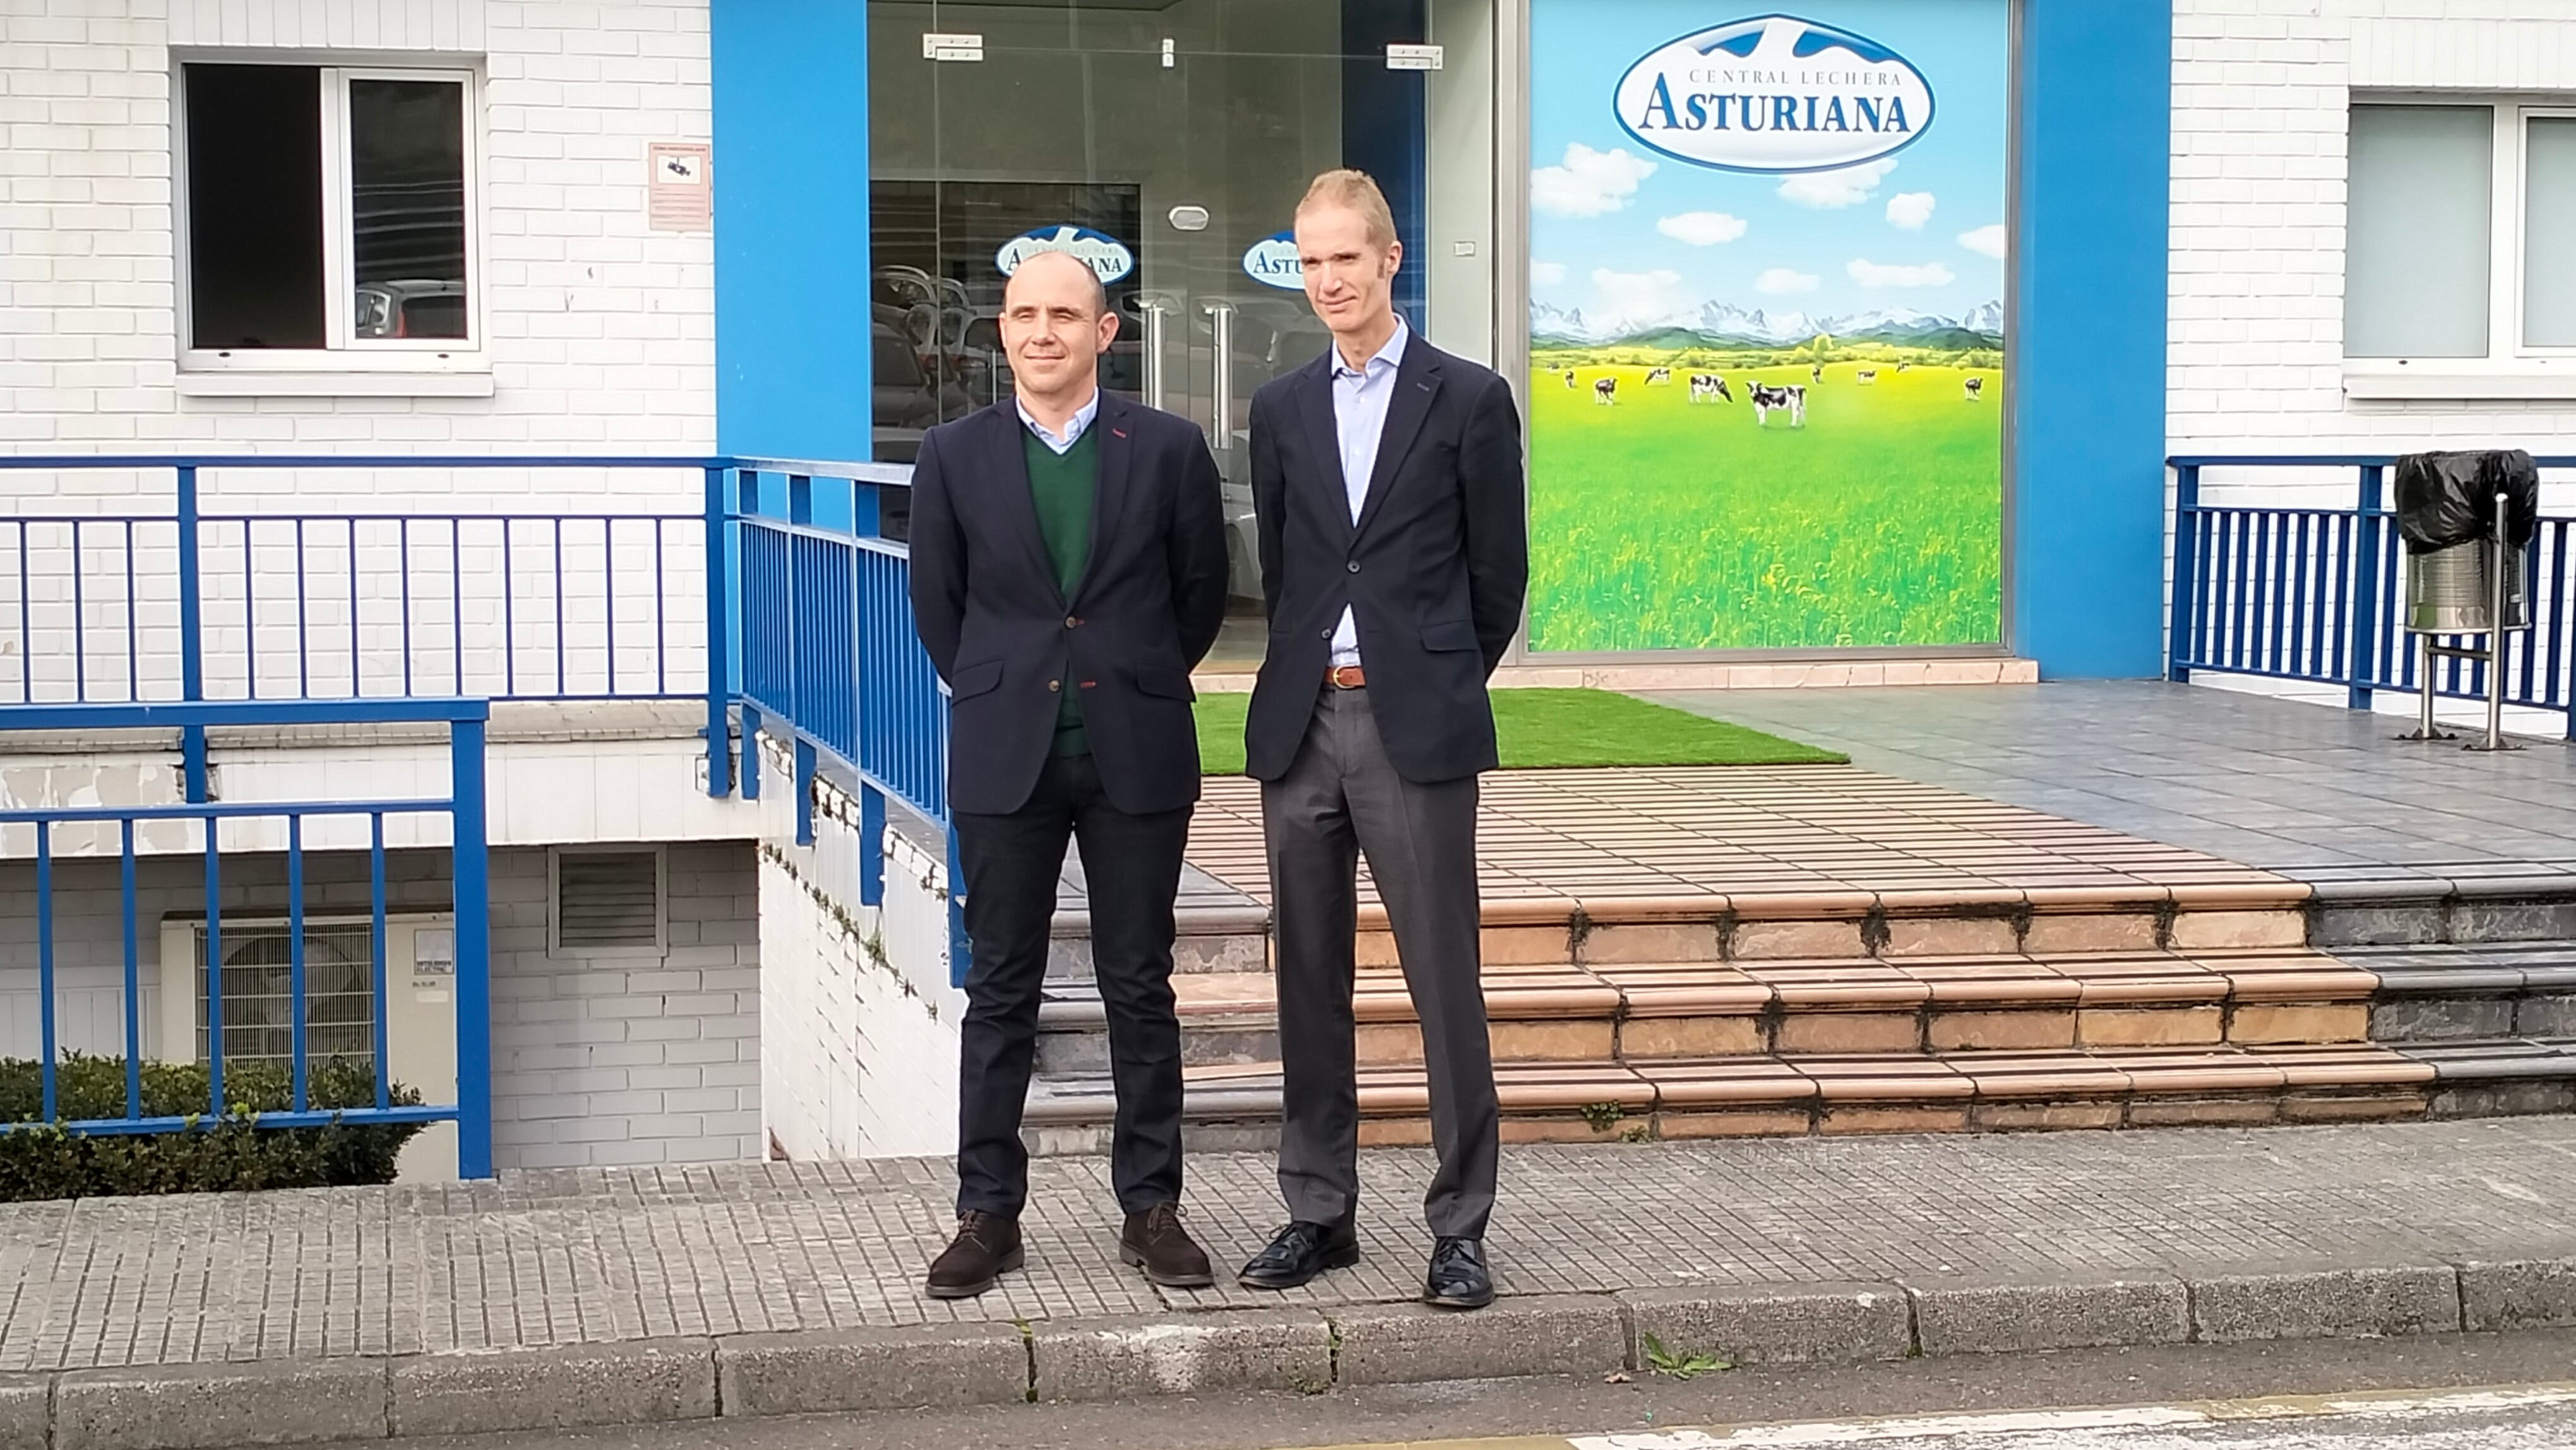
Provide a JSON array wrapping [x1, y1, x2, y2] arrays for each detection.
[[0, 698, 492, 1177], [0, 456, 717, 800], [720, 460, 962, 980], [3, 452, 968, 984], [2168, 454, 2576, 736]]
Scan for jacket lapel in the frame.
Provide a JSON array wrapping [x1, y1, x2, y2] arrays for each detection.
[[981, 402, 1066, 609], [1293, 354, 1354, 544], [1070, 392, 1131, 608], [1351, 337, 1441, 542]]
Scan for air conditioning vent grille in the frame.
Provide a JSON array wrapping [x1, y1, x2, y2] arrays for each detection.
[[194, 923, 378, 1067], [557, 851, 661, 949]]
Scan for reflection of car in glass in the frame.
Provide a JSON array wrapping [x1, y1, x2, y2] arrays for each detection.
[[354, 280, 467, 339]]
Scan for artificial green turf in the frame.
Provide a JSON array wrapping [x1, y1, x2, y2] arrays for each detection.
[[1524, 356, 2004, 652], [1191, 687, 1847, 776]]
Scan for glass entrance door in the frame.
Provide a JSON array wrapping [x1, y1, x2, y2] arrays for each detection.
[[869, 0, 1433, 668]]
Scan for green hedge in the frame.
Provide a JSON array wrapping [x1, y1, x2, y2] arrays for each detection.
[[0, 1054, 427, 1202]]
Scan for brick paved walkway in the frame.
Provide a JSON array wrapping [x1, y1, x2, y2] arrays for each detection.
[[10, 1120, 2576, 1371], [1184, 765, 2287, 910]]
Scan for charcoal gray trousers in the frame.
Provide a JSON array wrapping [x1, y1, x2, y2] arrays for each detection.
[[1262, 684, 1498, 1239]]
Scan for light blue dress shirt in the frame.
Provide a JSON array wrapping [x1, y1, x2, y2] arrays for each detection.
[[1016, 388, 1100, 455], [1327, 318, 1409, 668]]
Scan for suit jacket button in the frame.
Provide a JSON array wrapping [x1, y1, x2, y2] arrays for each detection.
[[1065, 616, 1081, 628], [1346, 560, 1361, 573], [1048, 680, 1061, 692]]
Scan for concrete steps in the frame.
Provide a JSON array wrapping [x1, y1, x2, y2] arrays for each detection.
[[1023, 882, 2576, 1151], [1035, 948, 2375, 1076]]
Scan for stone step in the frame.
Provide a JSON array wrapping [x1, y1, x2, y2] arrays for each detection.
[[1021, 1035, 2576, 1154], [1032, 948, 2378, 1077], [2308, 871, 2576, 948], [1434, 883, 2312, 968], [1046, 902, 1270, 978], [2338, 940, 2576, 1041]]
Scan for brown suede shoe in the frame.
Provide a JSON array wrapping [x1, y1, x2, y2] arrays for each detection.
[[1119, 1202, 1215, 1288], [925, 1211, 1023, 1299]]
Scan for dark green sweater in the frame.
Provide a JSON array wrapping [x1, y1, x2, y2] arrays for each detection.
[[1024, 426, 1097, 757]]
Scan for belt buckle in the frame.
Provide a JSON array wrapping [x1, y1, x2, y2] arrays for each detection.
[[1329, 666, 1364, 690]]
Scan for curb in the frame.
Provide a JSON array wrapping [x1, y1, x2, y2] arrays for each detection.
[[9, 1257, 2572, 1448]]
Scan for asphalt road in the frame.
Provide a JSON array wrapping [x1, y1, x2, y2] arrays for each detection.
[[285, 1331, 2576, 1450]]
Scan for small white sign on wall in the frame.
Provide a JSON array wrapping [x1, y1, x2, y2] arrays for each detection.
[[648, 142, 712, 232]]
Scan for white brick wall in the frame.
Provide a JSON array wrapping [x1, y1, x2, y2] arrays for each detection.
[[0, 839, 763, 1171], [0, 0, 717, 702], [754, 743, 963, 1163], [2171, 0, 2576, 510], [488, 840, 760, 1168], [1, 0, 715, 465]]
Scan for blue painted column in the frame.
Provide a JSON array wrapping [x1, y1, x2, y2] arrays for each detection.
[[713, 0, 873, 460], [2010, 0, 2172, 678]]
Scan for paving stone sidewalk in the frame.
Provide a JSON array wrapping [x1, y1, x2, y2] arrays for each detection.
[[9, 1118, 2576, 1372]]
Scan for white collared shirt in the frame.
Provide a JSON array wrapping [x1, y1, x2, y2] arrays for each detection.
[[1327, 318, 1409, 668], [1016, 388, 1101, 455]]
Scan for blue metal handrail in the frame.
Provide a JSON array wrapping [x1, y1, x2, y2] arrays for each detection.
[[0, 455, 719, 800], [720, 458, 966, 982], [2167, 454, 2576, 736], [3, 453, 969, 982], [0, 697, 493, 1177]]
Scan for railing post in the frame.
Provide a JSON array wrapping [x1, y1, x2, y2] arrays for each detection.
[[176, 464, 209, 802], [741, 703, 763, 800], [794, 737, 816, 847], [35, 824, 55, 1124], [2167, 463, 2200, 683], [2350, 463, 2385, 712], [702, 465, 733, 799], [946, 820, 972, 990], [451, 711, 493, 1180], [859, 784, 886, 908], [852, 477, 885, 908]]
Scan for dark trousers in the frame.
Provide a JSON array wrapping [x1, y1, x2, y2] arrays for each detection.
[[953, 752, 1191, 1218], [1263, 685, 1499, 1239]]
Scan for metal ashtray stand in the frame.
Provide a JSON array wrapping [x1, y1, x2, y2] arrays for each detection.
[[2400, 491, 2524, 753]]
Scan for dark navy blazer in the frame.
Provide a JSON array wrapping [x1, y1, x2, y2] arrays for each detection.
[[907, 393, 1230, 817], [1243, 337, 1529, 784]]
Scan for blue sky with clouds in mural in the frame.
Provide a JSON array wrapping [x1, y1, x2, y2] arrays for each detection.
[[1530, 0, 2007, 341]]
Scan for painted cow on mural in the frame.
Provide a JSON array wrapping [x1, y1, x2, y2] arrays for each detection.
[[1964, 376, 1985, 400], [1688, 373, 1731, 404], [1593, 376, 1618, 405], [1855, 369, 1878, 385], [1748, 381, 1805, 428], [1643, 367, 1671, 385]]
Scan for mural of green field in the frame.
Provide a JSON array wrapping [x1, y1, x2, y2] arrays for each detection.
[[1526, 357, 2002, 653]]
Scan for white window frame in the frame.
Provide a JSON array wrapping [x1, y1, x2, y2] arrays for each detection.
[[2344, 93, 2576, 400], [547, 845, 670, 960], [174, 57, 490, 395]]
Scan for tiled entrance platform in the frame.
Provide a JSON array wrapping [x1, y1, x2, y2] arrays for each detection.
[[1034, 684, 2576, 1147]]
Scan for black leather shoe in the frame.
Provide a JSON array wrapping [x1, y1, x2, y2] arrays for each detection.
[[1236, 1218, 1359, 1290], [1120, 1202, 1216, 1288], [1423, 1236, 1494, 1309], [925, 1211, 1023, 1299]]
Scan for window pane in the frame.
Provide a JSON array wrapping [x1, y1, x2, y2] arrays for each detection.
[[350, 79, 468, 340], [184, 64, 325, 349], [2346, 104, 2492, 359], [2527, 117, 2576, 347]]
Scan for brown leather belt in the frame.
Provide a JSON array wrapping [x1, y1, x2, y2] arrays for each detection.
[[1327, 666, 1367, 690]]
